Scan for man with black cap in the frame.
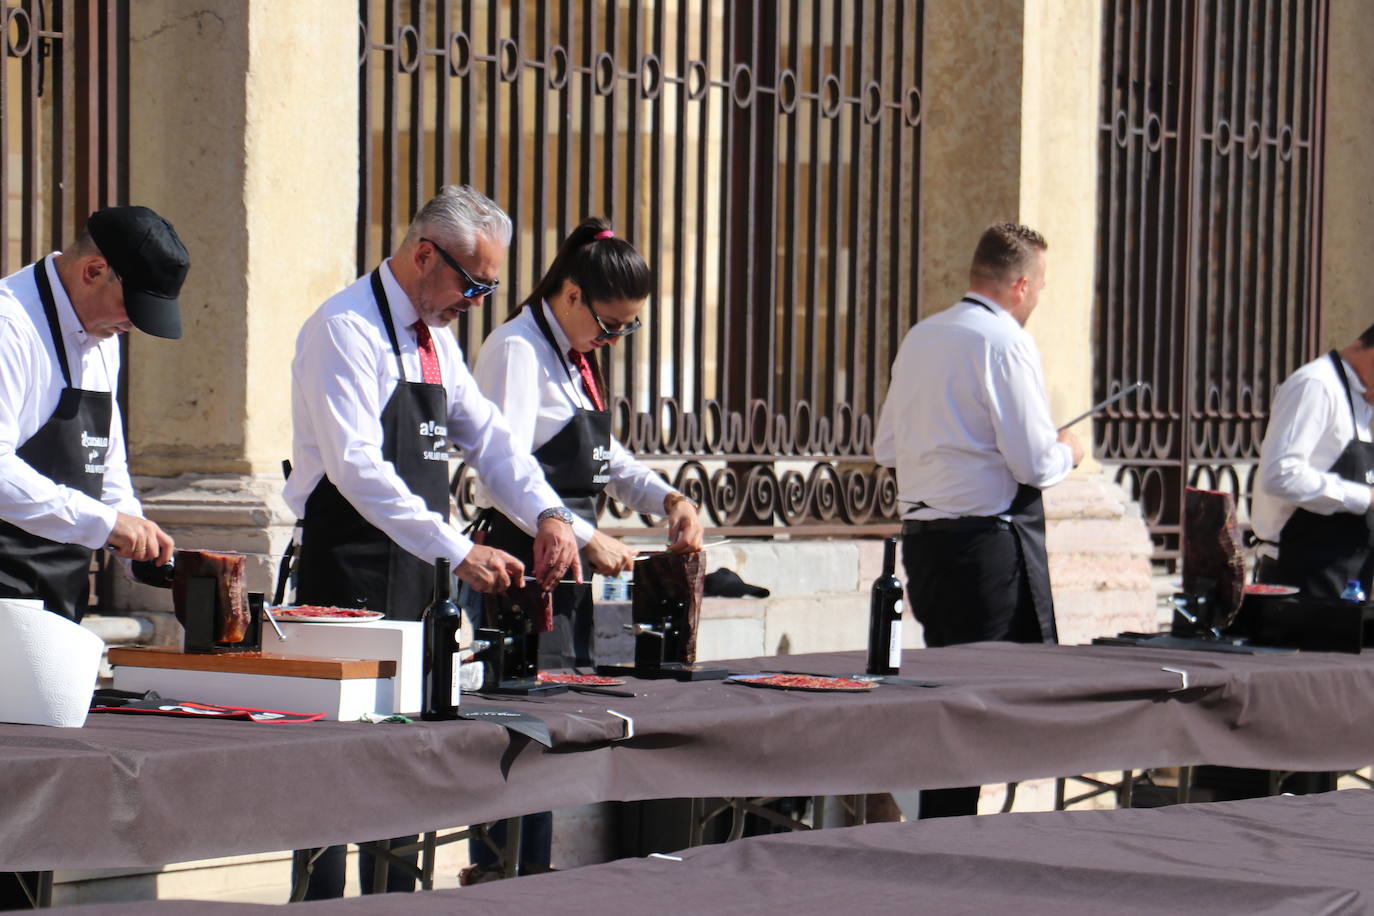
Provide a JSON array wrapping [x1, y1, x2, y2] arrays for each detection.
[[0, 205, 189, 622]]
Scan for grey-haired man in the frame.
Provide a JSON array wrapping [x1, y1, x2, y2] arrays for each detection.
[[286, 185, 580, 898]]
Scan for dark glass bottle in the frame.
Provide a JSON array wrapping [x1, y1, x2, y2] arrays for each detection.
[[866, 538, 905, 676], [421, 557, 462, 720]]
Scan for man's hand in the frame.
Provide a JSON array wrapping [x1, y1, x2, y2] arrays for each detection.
[[107, 513, 174, 565], [532, 516, 581, 590], [1057, 428, 1085, 468], [666, 501, 705, 554], [585, 531, 637, 576], [456, 545, 525, 593]]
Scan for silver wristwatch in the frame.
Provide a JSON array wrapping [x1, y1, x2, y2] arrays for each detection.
[[537, 506, 575, 525]]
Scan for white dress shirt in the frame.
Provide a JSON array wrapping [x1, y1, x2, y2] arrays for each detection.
[[874, 292, 1073, 519], [0, 254, 138, 548], [285, 261, 565, 567], [471, 302, 676, 546], [1251, 353, 1373, 547]]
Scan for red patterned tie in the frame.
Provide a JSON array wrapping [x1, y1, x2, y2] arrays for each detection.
[[413, 320, 442, 385], [568, 348, 604, 410]]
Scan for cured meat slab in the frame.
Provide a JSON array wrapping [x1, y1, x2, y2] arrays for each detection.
[[172, 550, 250, 644], [1182, 487, 1246, 631], [633, 551, 706, 665]]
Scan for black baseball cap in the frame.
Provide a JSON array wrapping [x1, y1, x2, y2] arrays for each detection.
[[85, 206, 190, 340]]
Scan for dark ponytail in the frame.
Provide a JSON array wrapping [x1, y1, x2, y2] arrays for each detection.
[[516, 217, 651, 404], [518, 217, 651, 314]]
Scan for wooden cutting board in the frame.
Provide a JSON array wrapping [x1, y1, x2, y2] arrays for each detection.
[[108, 648, 396, 680]]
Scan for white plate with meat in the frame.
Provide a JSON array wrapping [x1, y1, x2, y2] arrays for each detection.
[[269, 606, 385, 624]]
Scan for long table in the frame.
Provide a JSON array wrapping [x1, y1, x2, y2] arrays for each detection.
[[5, 643, 1374, 871], [43, 789, 1374, 914]]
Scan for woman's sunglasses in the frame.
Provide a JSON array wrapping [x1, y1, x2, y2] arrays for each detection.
[[585, 299, 642, 342]]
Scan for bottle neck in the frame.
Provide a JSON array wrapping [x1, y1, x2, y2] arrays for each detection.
[[433, 558, 451, 602], [881, 538, 897, 578]]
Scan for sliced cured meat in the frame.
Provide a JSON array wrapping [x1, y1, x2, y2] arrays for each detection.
[[729, 673, 875, 691], [272, 606, 381, 619], [1244, 583, 1299, 596], [172, 550, 250, 644], [537, 672, 626, 686]]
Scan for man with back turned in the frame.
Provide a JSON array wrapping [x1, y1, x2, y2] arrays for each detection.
[[875, 222, 1083, 818]]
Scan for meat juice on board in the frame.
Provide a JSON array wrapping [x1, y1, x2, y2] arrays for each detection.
[[421, 557, 462, 720]]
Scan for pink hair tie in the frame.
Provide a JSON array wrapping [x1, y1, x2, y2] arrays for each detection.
[[594, 229, 615, 240]]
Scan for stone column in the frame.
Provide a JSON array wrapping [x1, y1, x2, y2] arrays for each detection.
[[116, 1, 358, 612], [1319, 2, 1374, 348]]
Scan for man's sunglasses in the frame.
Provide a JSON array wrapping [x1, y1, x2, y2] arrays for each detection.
[[422, 237, 499, 299], [585, 298, 642, 342]]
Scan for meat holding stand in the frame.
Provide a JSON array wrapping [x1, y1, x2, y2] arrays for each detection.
[[469, 589, 567, 696]]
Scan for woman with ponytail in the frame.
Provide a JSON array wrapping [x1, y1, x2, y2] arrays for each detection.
[[471, 217, 704, 670], [462, 218, 703, 883]]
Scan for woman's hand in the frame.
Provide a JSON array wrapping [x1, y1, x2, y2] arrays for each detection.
[[665, 496, 705, 554], [585, 531, 637, 576]]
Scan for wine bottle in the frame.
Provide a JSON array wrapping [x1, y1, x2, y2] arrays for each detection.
[[421, 557, 463, 720], [866, 537, 905, 676]]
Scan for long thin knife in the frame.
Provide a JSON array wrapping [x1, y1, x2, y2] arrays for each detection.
[[1057, 380, 1144, 430]]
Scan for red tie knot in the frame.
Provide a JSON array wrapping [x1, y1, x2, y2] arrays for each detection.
[[413, 320, 442, 385]]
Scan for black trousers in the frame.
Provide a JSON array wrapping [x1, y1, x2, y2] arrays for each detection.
[[296, 837, 418, 900], [468, 812, 553, 872], [902, 521, 1044, 819]]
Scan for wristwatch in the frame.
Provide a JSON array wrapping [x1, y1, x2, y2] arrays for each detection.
[[538, 506, 575, 526]]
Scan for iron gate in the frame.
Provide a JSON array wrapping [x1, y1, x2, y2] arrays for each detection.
[[1093, 0, 1328, 564], [358, 0, 921, 536]]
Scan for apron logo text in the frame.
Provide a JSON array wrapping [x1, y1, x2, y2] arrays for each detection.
[[418, 420, 448, 437]]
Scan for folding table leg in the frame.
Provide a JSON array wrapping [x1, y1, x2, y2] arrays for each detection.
[[9, 871, 53, 909], [1177, 766, 1193, 804], [727, 800, 748, 842], [810, 796, 826, 830], [370, 838, 389, 894], [687, 797, 706, 847], [288, 849, 325, 903], [420, 832, 437, 891], [1117, 771, 1134, 809], [501, 817, 522, 878]]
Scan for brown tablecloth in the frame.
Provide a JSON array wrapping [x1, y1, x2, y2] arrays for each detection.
[[46, 789, 1374, 915], [6, 643, 1374, 870]]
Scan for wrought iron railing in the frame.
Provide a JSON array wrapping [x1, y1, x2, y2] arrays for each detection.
[[359, 0, 921, 536], [1093, 0, 1327, 565]]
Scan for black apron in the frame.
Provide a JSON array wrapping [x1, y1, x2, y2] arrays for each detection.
[[295, 270, 451, 621], [481, 304, 611, 667], [1263, 351, 1374, 599], [0, 261, 113, 621], [955, 297, 1058, 641]]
